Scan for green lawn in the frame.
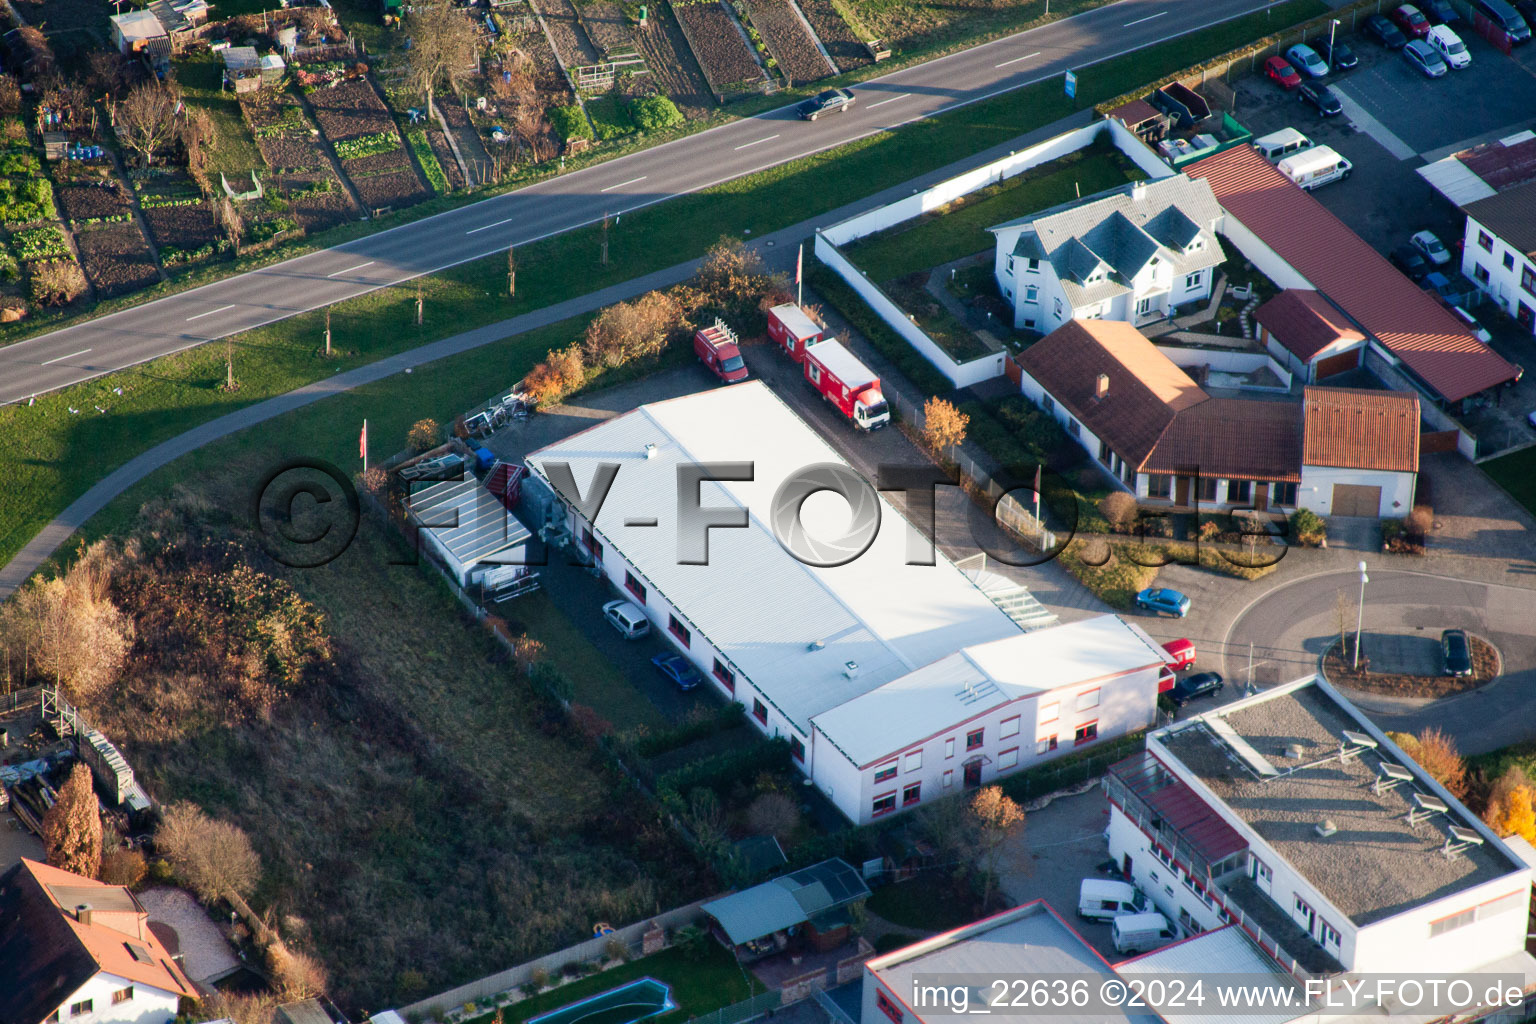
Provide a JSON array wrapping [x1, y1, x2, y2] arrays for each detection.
[[585, 95, 638, 141], [866, 880, 980, 933], [1481, 449, 1536, 520], [843, 144, 1145, 282], [173, 53, 265, 179], [1, 0, 1329, 576], [456, 945, 762, 1024]]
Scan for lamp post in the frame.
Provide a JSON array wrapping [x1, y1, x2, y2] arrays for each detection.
[[1353, 560, 1369, 670], [1329, 18, 1340, 55]]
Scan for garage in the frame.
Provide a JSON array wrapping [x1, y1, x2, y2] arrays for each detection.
[[1313, 348, 1360, 380], [1330, 483, 1382, 518]]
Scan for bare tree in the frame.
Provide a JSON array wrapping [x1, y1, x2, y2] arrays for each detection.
[[971, 785, 1025, 912], [156, 801, 262, 903], [216, 197, 244, 255], [746, 792, 800, 844], [42, 763, 103, 879], [115, 82, 180, 168], [267, 942, 329, 1000], [399, 0, 480, 111]]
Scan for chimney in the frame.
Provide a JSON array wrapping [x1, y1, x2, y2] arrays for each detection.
[[1131, 180, 1148, 201], [1095, 373, 1110, 400], [643, 443, 657, 460], [75, 904, 93, 927], [1315, 820, 1338, 838], [842, 660, 860, 679]]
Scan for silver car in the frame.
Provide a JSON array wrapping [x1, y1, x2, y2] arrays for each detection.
[[602, 599, 650, 639], [1403, 39, 1449, 77]]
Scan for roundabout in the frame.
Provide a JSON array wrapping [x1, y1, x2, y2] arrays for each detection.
[[1222, 568, 1536, 757]]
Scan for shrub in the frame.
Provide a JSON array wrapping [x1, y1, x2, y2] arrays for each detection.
[[1289, 508, 1325, 546], [549, 104, 592, 143], [529, 967, 551, 990], [155, 802, 262, 902], [1404, 504, 1434, 539], [29, 259, 87, 307], [629, 94, 683, 132], [100, 847, 148, 888], [407, 418, 441, 452], [522, 344, 585, 406], [921, 396, 969, 458], [1098, 492, 1138, 533]]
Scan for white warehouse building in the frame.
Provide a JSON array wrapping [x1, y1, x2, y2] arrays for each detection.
[[525, 382, 1174, 824]]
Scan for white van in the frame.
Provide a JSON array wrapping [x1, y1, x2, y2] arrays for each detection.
[[1277, 145, 1353, 190], [1112, 912, 1178, 955], [1078, 879, 1149, 922], [1254, 127, 1312, 163], [1428, 25, 1471, 68]]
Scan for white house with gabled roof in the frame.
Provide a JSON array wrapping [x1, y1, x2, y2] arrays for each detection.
[[988, 174, 1225, 333]]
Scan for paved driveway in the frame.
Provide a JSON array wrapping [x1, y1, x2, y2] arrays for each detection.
[[1222, 567, 1536, 754]]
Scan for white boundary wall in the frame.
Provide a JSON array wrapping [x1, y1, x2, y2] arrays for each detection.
[[816, 119, 1176, 389], [1155, 345, 1292, 392]]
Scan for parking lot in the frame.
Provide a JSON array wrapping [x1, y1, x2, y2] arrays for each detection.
[[1226, 21, 1536, 450]]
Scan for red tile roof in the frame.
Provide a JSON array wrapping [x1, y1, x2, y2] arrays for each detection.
[[1015, 319, 1205, 468], [1302, 387, 1420, 473], [1188, 146, 1518, 402], [1253, 289, 1364, 362], [0, 859, 196, 1024], [1143, 398, 1302, 483]]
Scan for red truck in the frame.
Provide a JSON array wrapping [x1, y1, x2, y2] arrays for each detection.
[[693, 319, 748, 383], [766, 303, 824, 363], [803, 339, 890, 431]]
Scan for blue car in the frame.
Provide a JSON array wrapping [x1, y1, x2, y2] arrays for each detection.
[[1136, 588, 1191, 618], [652, 653, 702, 691]]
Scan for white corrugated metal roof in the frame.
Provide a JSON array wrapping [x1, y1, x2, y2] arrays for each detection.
[[770, 303, 822, 341], [1417, 154, 1498, 207], [806, 338, 877, 390], [525, 382, 1021, 732], [406, 475, 531, 573], [812, 614, 1168, 766], [1115, 926, 1299, 1024], [111, 9, 166, 40]]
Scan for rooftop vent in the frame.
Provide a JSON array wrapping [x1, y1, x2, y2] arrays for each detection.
[[1315, 820, 1338, 838], [807, 639, 825, 652], [1285, 743, 1306, 759], [643, 443, 657, 460], [843, 660, 860, 679], [74, 904, 92, 927]]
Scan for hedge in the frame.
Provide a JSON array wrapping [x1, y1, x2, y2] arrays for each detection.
[[630, 95, 683, 132], [656, 737, 792, 799], [997, 730, 1145, 804], [635, 702, 746, 758], [549, 104, 593, 144]]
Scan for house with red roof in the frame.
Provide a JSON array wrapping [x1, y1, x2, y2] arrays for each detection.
[[1016, 319, 1419, 518], [0, 859, 195, 1024], [1186, 145, 1519, 410], [1254, 289, 1367, 383]]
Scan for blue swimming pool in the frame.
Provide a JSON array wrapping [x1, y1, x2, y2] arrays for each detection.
[[526, 978, 676, 1024]]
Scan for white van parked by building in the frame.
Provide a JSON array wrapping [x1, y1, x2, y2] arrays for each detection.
[[1078, 879, 1148, 922], [1112, 911, 1178, 955], [1253, 127, 1312, 163], [1277, 145, 1353, 190], [1427, 24, 1471, 68]]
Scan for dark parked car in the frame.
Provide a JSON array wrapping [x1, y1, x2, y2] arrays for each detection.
[[1391, 243, 1432, 281], [1422, 0, 1459, 21], [798, 88, 854, 120], [651, 652, 703, 690], [1365, 12, 1409, 47], [1299, 82, 1343, 116], [1168, 672, 1225, 707], [1391, 3, 1434, 38], [1318, 38, 1359, 69], [1442, 629, 1473, 677]]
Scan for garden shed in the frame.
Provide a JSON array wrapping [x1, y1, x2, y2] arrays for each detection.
[[701, 858, 870, 961], [222, 46, 261, 92]]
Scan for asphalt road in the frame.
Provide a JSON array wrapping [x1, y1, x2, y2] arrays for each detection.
[[1222, 568, 1536, 755], [0, 0, 1278, 406]]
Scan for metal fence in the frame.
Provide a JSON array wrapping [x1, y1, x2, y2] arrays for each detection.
[[689, 990, 784, 1024]]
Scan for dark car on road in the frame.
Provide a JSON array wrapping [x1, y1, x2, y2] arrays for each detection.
[[1318, 38, 1359, 69], [1299, 81, 1343, 116], [652, 652, 702, 690], [798, 88, 854, 120], [1168, 672, 1225, 707], [1442, 629, 1473, 677], [1365, 12, 1409, 47], [1391, 243, 1432, 281]]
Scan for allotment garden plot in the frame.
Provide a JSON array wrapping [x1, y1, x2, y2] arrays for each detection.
[[304, 74, 429, 212], [796, 0, 871, 72], [740, 0, 834, 84], [673, 0, 767, 99], [245, 94, 359, 234]]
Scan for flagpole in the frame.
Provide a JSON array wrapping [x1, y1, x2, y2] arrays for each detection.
[[796, 243, 803, 307], [361, 418, 368, 473]]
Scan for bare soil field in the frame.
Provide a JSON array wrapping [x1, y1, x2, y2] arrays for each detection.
[[674, 0, 766, 94], [56, 179, 133, 224], [143, 205, 221, 266], [427, 126, 466, 190], [534, 0, 600, 66], [277, 172, 356, 233], [436, 96, 492, 186], [351, 168, 429, 211], [73, 222, 159, 297], [633, 5, 717, 115], [741, 0, 833, 84], [307, 77, 397, 141], [575, 0, 638, 56], [796, 0, 871, 71]]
